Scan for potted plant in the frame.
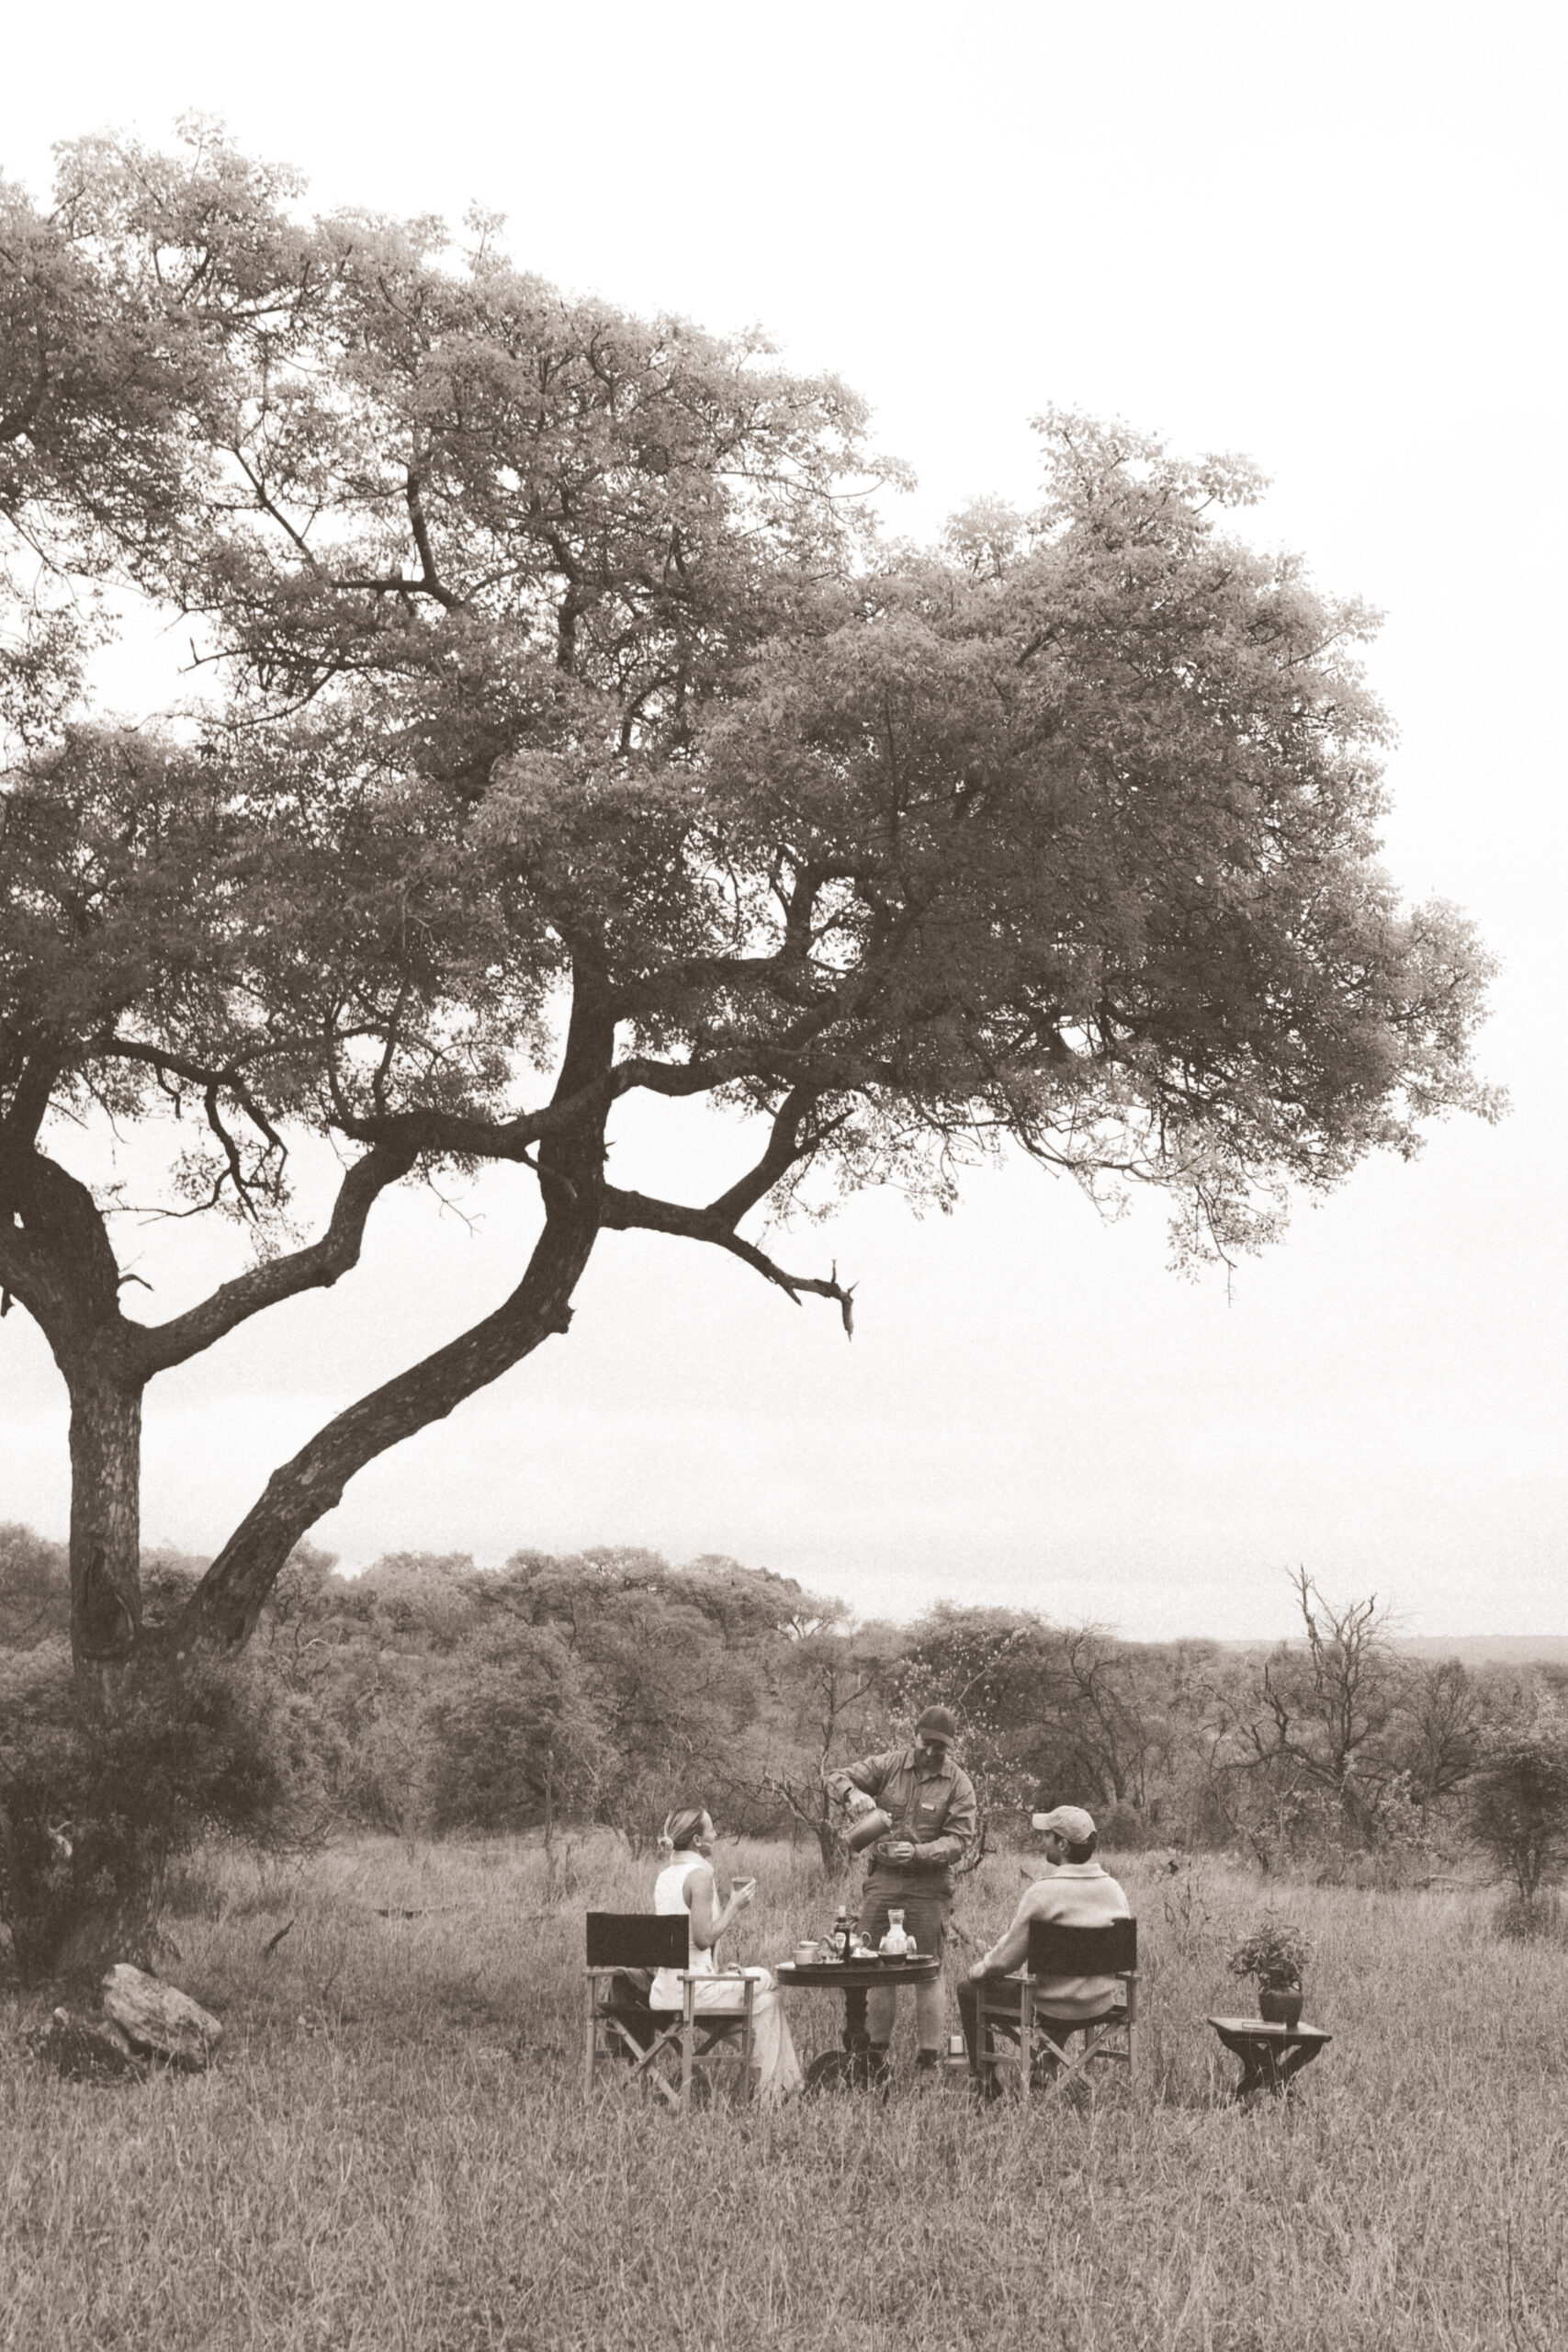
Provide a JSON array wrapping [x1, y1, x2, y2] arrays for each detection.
[[1226, 1914, 1314, 2029]]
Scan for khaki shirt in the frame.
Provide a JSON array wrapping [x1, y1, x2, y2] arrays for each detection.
[[831, 1746, 977, 1886]]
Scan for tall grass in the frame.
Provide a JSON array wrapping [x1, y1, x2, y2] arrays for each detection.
[[4, 1836, 1566, 2350]]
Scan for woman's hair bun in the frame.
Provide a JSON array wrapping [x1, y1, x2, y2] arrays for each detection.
[[660, 1805, 707, 1855]]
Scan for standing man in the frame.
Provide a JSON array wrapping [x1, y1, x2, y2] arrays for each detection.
[[827, 1706, 977, 2076], [957, 1804, 1130, 2092]]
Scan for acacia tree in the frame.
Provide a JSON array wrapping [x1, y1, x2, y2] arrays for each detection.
[[1402, 1657, 1481, 1804], [759, 1613, 901, 1868], [1239, 1571, 1413, 1838], [887, 1609, 1043, 1866], [2, 129, 1498, 1717]]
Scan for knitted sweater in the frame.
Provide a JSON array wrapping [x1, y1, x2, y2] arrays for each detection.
[[978, 1860, 1131, 2018]]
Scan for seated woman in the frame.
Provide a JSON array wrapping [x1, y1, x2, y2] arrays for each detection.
[[649, 1806, 802, 2103]]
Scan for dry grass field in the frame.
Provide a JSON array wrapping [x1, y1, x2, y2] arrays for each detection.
[[3, 1834, 1565, 2352]]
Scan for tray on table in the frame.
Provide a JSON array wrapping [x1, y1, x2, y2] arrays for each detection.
[[775, 1955, 940, 1985]]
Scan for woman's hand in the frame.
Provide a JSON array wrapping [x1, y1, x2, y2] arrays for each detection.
[[728, 1877, 756, 1911]]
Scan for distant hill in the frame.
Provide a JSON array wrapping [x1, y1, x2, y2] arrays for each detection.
[[1208, 1634, 1568, 1665], [1201, 1634, 1568, 1666], [1393, 1635, 1568, 1666]]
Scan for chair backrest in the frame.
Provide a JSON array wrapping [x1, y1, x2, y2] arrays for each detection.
[[585, 1911, 689, 1970], [1026, 1916, 1137, 1977]]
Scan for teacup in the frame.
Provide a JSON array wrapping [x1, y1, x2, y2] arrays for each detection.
[[793, 1940, 818, 1966]]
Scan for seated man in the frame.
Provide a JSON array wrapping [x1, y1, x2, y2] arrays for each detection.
[[958, 1804, 1130, 2090]]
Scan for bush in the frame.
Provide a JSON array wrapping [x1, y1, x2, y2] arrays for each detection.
[[1469, 1730, 1568, 1902], [1495, 1889, 1565, 1941], [0, 1523, 69, 1649], [424, 1633, 600, 1834], [0, 1652, 332, 1985], [1099, 1802, 1163, 1852]]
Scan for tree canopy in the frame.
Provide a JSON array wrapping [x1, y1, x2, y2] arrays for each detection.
[[0, 125, 1498, 1678]]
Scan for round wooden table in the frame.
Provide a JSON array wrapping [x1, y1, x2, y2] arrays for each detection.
[[775, 1956, 942, 2089], [1205, 2015, 1332, 2101]]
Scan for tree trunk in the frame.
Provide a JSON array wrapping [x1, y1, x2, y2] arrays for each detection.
[[0, 1143, 147, 1684], [0, 1190, 156, 1978], [66, 1368, 144, 1684]]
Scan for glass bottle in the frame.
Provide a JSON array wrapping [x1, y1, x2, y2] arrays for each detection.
[[833, 1905, 852, 1961]]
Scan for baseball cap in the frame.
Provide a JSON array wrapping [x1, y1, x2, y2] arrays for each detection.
[[915, 1705, 959, 1742], [1032, 1804, 1096, 1845]]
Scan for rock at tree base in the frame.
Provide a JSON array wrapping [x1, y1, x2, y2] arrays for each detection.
[[100, 1963, 222, 2068], [30, 2008, 147, 2083]]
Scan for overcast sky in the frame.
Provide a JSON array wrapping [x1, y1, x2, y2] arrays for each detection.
[[3, 0, 1564, 1640]]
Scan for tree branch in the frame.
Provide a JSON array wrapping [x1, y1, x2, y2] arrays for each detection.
[[602, 1177, 855, 1334], [170, 1211, 591, 1651], [96, 1035, 288, 1165], [329, 1044, 825, 1164], [705, 1085, 847, 1227], [171, 960, 618, 1651], [403, 468, 462, 610], [2, 1048, 66, 1149], [131, 1140, 419, 1375]]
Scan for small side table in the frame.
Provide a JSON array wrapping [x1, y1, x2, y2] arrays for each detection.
[[1205, 2015, 1332, 2102]]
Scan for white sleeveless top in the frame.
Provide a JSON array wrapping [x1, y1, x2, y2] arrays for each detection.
[[650, 1852, 716, 2007]]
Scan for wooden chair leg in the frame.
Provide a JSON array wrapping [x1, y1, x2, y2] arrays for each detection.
[[651, 2046, 684, 2108], [1037, 2022, 1068, 2088], [637, 2018, 686, 2108], [582, 1973, 631, 2101], [583, 1981, 598, 2101], [588, 2001, 688, 2109], [977, 1991, 1022, 2088], [1000, 1966, 1140, 2107], [1035, 2006, 1135, 2099], [1124, 1975, 1140, 2097], [975, 1996, 996, 2083]]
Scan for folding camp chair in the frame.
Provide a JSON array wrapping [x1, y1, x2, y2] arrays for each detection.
[[582, 1912, 756, 2108], [975, 1917, 1138, 2101]]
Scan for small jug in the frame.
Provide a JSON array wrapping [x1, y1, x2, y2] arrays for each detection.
[[879, 1908, 910, 1958]]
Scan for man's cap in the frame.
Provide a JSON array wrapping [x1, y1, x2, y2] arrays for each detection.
[[1035, 1804, 1096, 1844], [915, 1705, 959, 1742]]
